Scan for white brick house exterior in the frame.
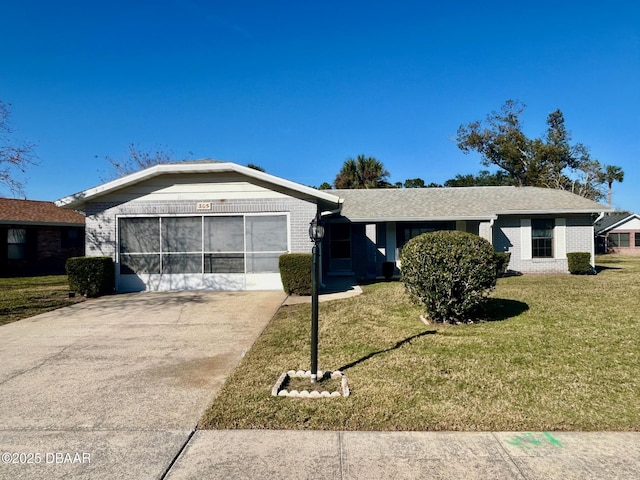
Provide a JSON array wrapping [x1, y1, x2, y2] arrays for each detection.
[[57, 162, 340, 292], [57, 161, 609, 291]]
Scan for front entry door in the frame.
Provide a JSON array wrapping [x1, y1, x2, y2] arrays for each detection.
[[328, 223, 352, 273]]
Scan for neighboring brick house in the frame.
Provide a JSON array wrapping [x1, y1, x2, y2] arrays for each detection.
[[56, 161, 610, 292], [595, 213, 640, 254], [0, 198, 85, 276]]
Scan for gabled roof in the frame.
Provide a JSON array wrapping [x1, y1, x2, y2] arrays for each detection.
[[330, 186, 609, 222], [0, 198, 85, 226], [56, 160, 342, 211], [595, 213, 640, 235]]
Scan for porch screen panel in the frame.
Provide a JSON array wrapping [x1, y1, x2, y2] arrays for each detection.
[[245, 215, 288, 273], [120, 218, 159, 253], [162, 217, 202, 252], [162, 253, 202, 273], [119, 218, 160, 274], [161, 217, 203, 274], [204, 216, 244, 251], [120, 254, 161, 274], [204, 216, 244, 273]]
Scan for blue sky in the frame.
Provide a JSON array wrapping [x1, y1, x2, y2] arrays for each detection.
[[2, 1, 639, 212]]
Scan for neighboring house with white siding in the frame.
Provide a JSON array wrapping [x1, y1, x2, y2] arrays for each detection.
[[56, 160, 609, 292], [595, 213, 640, 254]]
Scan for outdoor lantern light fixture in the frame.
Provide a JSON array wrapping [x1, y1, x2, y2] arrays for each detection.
[[309, 218, 325, 244], [309, 216, 324, 383]]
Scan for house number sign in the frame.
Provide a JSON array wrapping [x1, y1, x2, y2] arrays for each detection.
[[196, 202, 212, 211]]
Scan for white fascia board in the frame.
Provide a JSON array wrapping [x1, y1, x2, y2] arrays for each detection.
[[494, 208, 612, 216], [229, 163, 342, 204], [55, 165, 167, 208], [596, 213, 640, 234], [56, 161, 342, 209], [342, 215, 497, 223]]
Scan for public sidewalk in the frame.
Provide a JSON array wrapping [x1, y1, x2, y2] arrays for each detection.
[[164, 429, 640, 479]]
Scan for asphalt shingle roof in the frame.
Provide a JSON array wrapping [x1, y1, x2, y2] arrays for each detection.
[[595, 213, 639, 234], [0, 198, 85, 225], [330, 186, 609, 221]]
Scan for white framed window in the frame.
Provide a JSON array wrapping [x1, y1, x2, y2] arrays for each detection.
[[7, 228, 27, 260], [532, 219, 554, 258], [609, 232, 630, 248]]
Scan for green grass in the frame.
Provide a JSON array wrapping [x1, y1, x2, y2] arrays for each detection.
[[0, 275, 84, 326], [200, 254, 640, 431]]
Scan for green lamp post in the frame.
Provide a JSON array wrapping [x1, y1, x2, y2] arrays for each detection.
[[308, 216, 325, 383]]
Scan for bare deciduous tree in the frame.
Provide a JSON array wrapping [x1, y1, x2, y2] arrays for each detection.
[[0, 101, 37, 197], [100, 143, 192, 180]]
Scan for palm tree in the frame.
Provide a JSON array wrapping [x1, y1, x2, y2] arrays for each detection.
[[603, 165, 624, 208], [334, 155, 390, 189]]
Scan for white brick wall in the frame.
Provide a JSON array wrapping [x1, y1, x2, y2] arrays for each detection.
[[493, 215, 595, 274], [85, 197, 317, 261]]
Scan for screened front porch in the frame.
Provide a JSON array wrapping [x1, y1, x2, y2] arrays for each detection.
[[117, 213, 289, 291]]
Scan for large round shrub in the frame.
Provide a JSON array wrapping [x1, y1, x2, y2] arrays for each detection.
[[400, 231, 498, 324]]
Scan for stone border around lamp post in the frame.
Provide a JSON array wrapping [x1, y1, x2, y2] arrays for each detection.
[[271, 370, 350, 398]]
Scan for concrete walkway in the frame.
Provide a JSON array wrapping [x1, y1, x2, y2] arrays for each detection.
[[165, 430, 640, 479], [283, 276, 363, 305]]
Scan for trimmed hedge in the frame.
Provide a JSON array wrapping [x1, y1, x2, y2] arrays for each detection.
[[567, 252, 594, 275], [494, 252, 511, 276], [66, 257, 115, 297], [400, 231, 497, 324], [279, 253, 312, 295]]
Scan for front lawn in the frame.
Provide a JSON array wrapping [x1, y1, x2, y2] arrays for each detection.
[[0, 275, 83, 326], [200, 254, 640, 431]]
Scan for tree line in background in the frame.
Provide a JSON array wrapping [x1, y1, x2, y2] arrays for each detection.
[[323, 100, 624, 207], [0, 99, 625, 207]]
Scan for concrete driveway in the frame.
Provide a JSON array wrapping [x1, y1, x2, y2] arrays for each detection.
[[0, 290, 285, 480]]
